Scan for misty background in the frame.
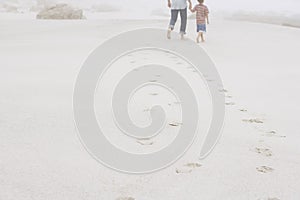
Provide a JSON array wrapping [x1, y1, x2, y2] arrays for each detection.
[[1, 0, 300, 15], [0, 0, 299, 27]]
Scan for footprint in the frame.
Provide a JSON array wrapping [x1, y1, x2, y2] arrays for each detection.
[[267, 130, 277, 134], [174, 101, 182, 105], [243, 118, 264, 124], [255, 147, 273, 157], [225, 102, 236, 106], [116, 197, 135, 200], [239, 109, 248, 112], [176, 162, 202, 174], [169, 122, 182, 127], [184, 163, 202, 168], [219, 89, 228, 93], [176, 168, 193, 174], [136, 139, 154, 146], [149, 93, 159, 96], [163, 50, 171, 54], [256, 166, 274, 173], [226, 95, 233, 98], [264, 131, 286, 138], [256, 129, 286, 138], [148, 80, 157, 83]]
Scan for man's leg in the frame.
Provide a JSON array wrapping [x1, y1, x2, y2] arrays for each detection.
[[167, 9, 179, 39], [179, 8, 187, 39]]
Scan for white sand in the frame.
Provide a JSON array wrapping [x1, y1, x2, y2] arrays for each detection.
[[0, 15, 300, 200]]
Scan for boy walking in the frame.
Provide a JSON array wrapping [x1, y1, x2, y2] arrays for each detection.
[[167, 0, 192, 40], [189, 0, 209, 43]]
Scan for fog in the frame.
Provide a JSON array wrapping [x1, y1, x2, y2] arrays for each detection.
[[1, 0, 300, 17]]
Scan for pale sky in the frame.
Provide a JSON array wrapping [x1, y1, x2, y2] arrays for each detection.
[[1, 0, 300, 15], [80, 0, 300, 14]]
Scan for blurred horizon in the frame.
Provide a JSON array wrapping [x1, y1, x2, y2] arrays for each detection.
[[0, 0, 300, 20], [0, 0, 300, 14]]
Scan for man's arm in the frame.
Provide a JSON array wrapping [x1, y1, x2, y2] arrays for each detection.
[[168, 0, 171, 8], [188, 0, 192, 9]]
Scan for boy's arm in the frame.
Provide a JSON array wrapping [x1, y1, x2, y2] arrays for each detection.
[[167, 0, 171, 8], [205, 7, 210, 24]]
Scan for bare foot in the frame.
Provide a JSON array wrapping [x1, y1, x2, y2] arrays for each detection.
[[196, 37, 200, 43], [180, 33, 184, 40], [167, 29, 171, 39]]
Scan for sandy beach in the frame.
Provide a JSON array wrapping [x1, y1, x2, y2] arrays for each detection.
[[0, 12, 300, 200]]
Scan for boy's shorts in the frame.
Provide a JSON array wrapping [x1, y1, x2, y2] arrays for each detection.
[[197, 24, 206, 32]]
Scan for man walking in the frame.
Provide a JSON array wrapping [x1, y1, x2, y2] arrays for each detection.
[[167, 0, 192, 40]]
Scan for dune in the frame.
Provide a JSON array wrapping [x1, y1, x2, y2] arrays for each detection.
[[36, 3, 85, 19], [0, 14, 299, 200], [0, 1, 20, 13], [225, 11, 300, 28]]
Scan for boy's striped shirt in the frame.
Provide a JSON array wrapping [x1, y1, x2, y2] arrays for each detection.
[[192, 4, 209, 24]]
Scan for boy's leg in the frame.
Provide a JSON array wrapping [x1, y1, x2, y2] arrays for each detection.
[[179, 8, 187, 37], [168, 9, 179, 39], [201, 32, 205, 42], [196, 32, 201, 43]]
